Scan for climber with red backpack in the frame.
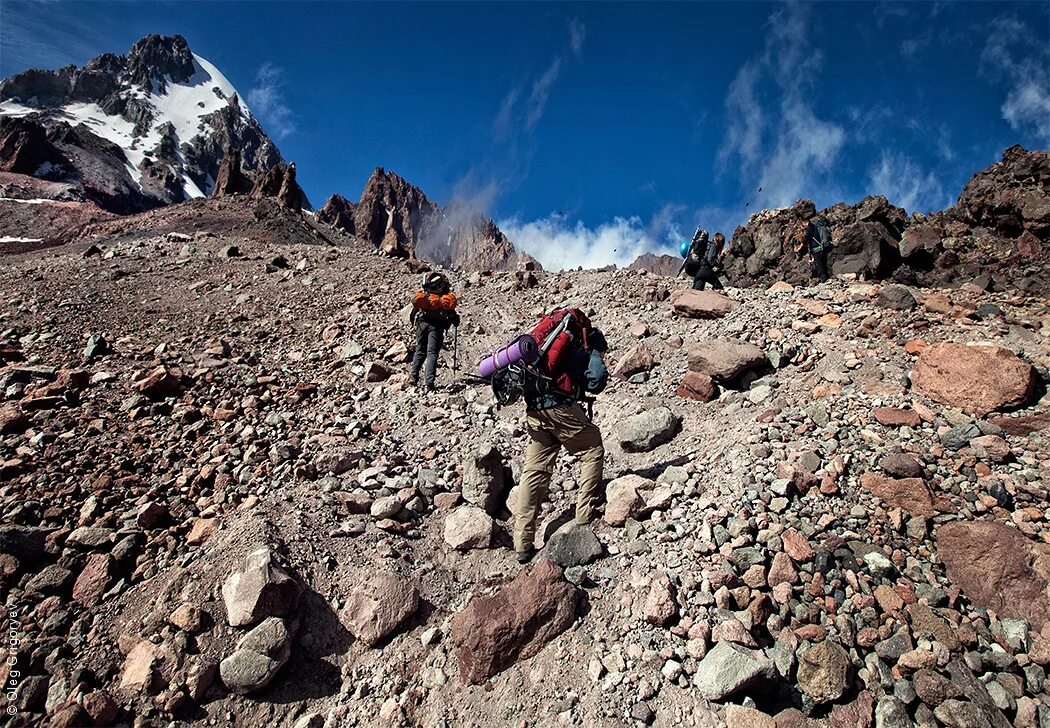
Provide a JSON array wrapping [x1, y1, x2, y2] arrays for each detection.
[[410, 272, 460, 392], [479, 308, 609, 564]]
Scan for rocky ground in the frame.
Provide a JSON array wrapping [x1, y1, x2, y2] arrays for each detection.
[[1, 198, 1050, 728]]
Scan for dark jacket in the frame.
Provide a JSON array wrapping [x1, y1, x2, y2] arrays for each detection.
[[413, 307, 460, 329], [526, 346, 608, 412]]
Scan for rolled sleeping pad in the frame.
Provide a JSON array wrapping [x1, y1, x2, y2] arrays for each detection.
[[478, 335, 540, 379]]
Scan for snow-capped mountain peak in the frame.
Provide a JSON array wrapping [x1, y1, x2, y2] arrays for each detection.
[[0, 34, 283, 212]]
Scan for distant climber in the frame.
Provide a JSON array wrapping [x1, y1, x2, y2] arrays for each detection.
[[480, 309, 609, 564], [679, 227, 725, 291], [410, 272, 460, 392], [797, 214, 833, 283]]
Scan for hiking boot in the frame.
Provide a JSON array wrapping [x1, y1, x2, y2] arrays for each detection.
[[516, 548, 535, 565]]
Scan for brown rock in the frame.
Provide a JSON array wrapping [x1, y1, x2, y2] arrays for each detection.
[[81, 690, 119, 726], [133, 365, 184, 399], [872, 407, 920, 427], [969, 434, 1010, 462], [0, 404, 30, 434], [603, 475, 648, 526], [912, 343, 1037, 416], [72, 553, 116, 606], [781, 529, 815, 562], [989, 414, 1050, 436], [643, 572, 677, 626], [119, 641, 162, 695], [688, 339, 767, 383], [873, 585, 904, 613], [676, 371, 717, 402], [726, 705, 776, 728], [938, 520, 1050, 628], [670, 289, 741, 319], [860, 472, 941, 517], [612, 344, 655, 379], [768, 552, 798, 586], [828, 691, 874, 728], [186, 518, 218, 545], [451, 559, 577, 684], [878, 452, 924, 478], [342, 571, 419, 647], [912, 668, 962, 706]]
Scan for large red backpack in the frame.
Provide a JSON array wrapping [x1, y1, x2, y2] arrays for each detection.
[[529, 308, 591, 396]]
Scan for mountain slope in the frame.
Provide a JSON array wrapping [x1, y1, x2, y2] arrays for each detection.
[[0, 34, 282, 212]]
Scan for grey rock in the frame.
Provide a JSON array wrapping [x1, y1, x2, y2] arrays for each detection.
[[875, 696, 910, 728], [461, 442, 509, 515], [691, 642, 772, 701], [544, 525, 602, 567], [941, 424, 981, 451], [221, 547, 302, 628], [617, 407, 682, 453]]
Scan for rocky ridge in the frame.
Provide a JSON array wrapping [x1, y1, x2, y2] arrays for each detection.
[[0, 207, 1049, 726]]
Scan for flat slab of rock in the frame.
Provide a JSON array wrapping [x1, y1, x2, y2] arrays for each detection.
[[692, 641, 773, 701], [860, 473, 944, 517], [688, 339, 767, 383], [938, 521, 1050, 628], [912, 343, 1036, 416], [670, 289, 740, 319], [342, 571, 419, 647], [451, 559, 577, 685]]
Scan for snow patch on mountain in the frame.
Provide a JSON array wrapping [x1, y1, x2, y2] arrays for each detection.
[[0, 53, 253, 200]]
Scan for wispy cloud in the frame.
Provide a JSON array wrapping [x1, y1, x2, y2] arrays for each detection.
[[246, 62, 296, 141], [718, 1, 846, 209], [867, 151, 951, 213], [0, 0, 109, 76], [492, 19, 584, 141], [981, 15, 1050, 144]]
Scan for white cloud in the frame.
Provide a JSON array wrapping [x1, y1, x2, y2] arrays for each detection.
[[247, 62, 296, 140], [525, 59, 562, 130], [499, 214, 677, 271], [867, 151, 951, 213], [569, 18, 586, 58], [719, 1, 846, 209], [981, 16, 1050, 144]]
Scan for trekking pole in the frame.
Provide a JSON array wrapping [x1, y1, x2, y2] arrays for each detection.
[[452, 326, 459, 378]]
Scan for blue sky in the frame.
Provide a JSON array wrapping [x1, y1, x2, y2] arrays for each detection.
[[2, 1, 1048, 268]]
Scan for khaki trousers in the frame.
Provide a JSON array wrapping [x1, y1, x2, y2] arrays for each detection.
[[513, 403, 604, 553]]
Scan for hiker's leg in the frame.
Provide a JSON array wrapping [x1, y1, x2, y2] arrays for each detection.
[[424, 326, 444, 390], [515, 418, 560, 553], [410, 322, 428, 384], [557, 404, 605, 526], [692, 273, 706, 291], [709, 272, 724, 290], [816, 250, 830, 282]]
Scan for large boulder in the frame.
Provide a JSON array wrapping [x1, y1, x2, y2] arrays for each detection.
[[617, 407, 682, 453], [461, 443, 509, 515], [670, 289, 740, 319], [688, 340, 768, 384], [911, 343, 1037, 416], [221, 547, 302, 628], [451, 560, 578, 684], [341, 571, 420, 647], [938, 521, 1050, 628]]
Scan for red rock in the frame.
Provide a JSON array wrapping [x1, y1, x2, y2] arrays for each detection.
[[828, 691, 874, 728], [860, 473, 942, 517], [912, 343, 1036, 416], [873, 585, 904, 613], [968, 435, 1010, 462], [433, 492, 460, 510], [781, 529, 815, 562], [364, 361, 393, 382], [676, 371, 717, 402], [612, 343, 655, 379], [133, 365, 184, 398], [795, 624, 827, 642], [0, 404, 29, 434], [768, 552, 798, 586], [990, 414, 1050, 436], [904, 339, 927, 355], [670, 289, 741, 319], [938, 521, 1050, 628], [186, 518, 218, 545], [451, 559, 577, 685], [873, 407, 920, 427], [81, 690, 119, 726], [72, 554, 116, 606]]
